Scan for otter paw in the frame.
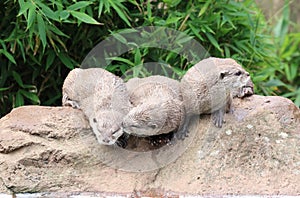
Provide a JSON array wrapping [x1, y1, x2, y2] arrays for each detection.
[[212, 109, 225, 128], [175, 125, 190, 140]]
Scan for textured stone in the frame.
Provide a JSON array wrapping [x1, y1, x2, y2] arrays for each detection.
[[0, 95, 299, 196]]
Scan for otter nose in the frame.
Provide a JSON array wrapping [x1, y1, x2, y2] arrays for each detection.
[[102, 138, 110, 144]]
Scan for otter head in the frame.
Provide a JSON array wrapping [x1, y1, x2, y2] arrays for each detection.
[[122, 102, 168, 136], [217, 58, 254, 98], [89, 110, 124, 145]]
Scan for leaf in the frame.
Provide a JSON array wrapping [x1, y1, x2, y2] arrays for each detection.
[[273, 1, 290, 44], [163, 0, 181, 7], [48, 25, 69, 37], [205, 32, 223, 53], [67, 1, 93, 11], [98, 0, 104, 18], [112, 33, 127, 44], [18, 1, 31, 16], [36, 1, 59, 21], [264, 79, 286, 87], [146, 0, 152, 21], [172, 67, 186, 76], [134, 48, 142, 66], [58, 53, 74, 69], [17, 39, 26, 61], [37, 14, 47, 50], [176, 35, 193, 45], [0, 87, 10, 92], [166, 16, 181, 24], [70, 11, 102, 25], [12, 71, 24, 88], [107, 0, 131, 27], [106, 57, 134, 66], [46, 50, 56, 71], [27, 6, 36, 30], [20, 90, 40, 104], [224, 45, 230, 57], [189, 24, 204, 41], [198, 0, 212, 17], [0, 49, 16, 64], [15, 91, 24, 107], [59, 10, 70, 20], [43, 94, 61, 105]]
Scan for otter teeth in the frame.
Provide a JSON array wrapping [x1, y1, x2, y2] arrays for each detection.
[[241, 86, 254, 97]]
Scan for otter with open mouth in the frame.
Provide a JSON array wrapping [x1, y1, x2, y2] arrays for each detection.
[[178, 57, 254, 138]]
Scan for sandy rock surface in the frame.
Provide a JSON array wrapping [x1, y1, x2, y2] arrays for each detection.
[[0, 95, 299, 196]]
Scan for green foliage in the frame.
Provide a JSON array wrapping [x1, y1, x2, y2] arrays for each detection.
[[253, 1, 300, 106], [0, 0, 299, 117]]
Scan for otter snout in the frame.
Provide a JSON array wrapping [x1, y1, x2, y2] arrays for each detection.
[[102, 138, 111, 144], [241, 78, 254, 97]]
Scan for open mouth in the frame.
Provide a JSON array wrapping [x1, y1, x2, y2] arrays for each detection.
[[240, 86, 254, 98]]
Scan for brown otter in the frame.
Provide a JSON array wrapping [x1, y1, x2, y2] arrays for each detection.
[[62, 68, 132, 145], [177, 57, 254, 138], [122, 75, 184, 137]]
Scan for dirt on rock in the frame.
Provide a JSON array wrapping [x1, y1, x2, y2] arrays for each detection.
[[0, 95, 299, 196]]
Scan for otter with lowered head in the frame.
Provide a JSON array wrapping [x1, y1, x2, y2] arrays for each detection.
[[122, 75, 184, 137], [62, 68, 132, 145], [177, 57, 254, 138]]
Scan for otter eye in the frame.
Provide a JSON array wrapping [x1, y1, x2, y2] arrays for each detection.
[[93, 118, 97, 123], [235, 71, 242, 76], [112, 129, 119, 135], [220, 71, 229, 79], [149, 124, 156, 129]]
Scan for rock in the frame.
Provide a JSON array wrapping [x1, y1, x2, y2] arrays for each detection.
[[0, 95, 299, 196]]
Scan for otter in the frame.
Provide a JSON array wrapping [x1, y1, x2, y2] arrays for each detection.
[[122, 75, 184, 137], [177, 57, 254, 138], [62, 68, 132, 145]]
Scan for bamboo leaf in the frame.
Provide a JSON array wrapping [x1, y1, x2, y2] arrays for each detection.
[[205, 32, 223, 53], [12, 71, 24, 88], [37, 14, 47, 50], [112, 33, 127, 44], [107, 57, 134, 66], [18, 1, 31, 16], [20, 90, 40, 104], [36, 1, 59, 21], [0, 49, 16, 64], [59, 10, 70, 20], [70, 11, 102, 25], [134, 48, 142, 66], [27, 6, 36, 30], [15, 91, 24, 107], [98, 0, 104, 18], [58, 52, 74, 69], [48, 25, 69, 37], [108, 0, 131, 26], [46, 50, 56, 71], [0, 87, 10, 92], [198, 0, 212, 17], [67, 1, 93, 11]]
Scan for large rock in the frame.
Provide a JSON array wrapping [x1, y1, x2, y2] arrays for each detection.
[[0, 95, 299, 196]]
